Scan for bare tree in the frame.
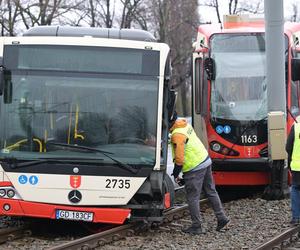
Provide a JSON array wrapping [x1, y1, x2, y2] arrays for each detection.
[[149, 0, 199, 116], [237, 0, 263, 14], [120, 0, 148, 29], [288, 1, 299, 22], [1, 0, 152, 36], [99, 0, 115, 27], [1, 0, 21, 36], [200, 0, 222, 23], [229, 0, 238, 14], [291, 3, 298, 22], [82, 0, 116, 28], [149, 0, 169, 41], [17, 0, 82, 29], [170, 0, 199, 115]]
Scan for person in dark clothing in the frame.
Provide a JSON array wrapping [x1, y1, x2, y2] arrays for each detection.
[[286, 120, 300, 225]]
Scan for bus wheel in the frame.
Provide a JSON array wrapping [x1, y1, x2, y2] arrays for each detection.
[[263, 160, 290, 200], [163, 174, 175, 208]]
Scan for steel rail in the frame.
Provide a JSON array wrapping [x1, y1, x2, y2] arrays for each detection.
[[254, 225, 300, 250], [48, 224, 134, 250], [48, 199, 209, 250], [0, 225, 31, 244]]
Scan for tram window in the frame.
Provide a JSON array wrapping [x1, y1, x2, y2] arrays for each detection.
[[195, 58, 207, 115], [195, 58, 202, 114]]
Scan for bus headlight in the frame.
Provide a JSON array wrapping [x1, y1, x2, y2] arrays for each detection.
[[6, 189, 15, 198]]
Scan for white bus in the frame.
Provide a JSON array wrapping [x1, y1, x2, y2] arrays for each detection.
[[0, 26, 175, 224]]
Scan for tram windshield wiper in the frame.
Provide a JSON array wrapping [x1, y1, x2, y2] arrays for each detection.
[[46, 141, 138, 174]]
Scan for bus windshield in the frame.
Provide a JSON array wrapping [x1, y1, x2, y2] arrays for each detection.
[[210, 34, 269, 121], [0, 45, 159, 166]]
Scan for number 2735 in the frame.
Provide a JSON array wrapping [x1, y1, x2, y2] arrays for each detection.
[[105, 179, 130, 189]]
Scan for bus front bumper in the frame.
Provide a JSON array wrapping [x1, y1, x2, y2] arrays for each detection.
[[0, 199, 131, 224]]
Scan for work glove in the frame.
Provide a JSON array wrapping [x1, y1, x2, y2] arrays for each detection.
[[177, 178, 185, 186], [171, 164, 182, 179]]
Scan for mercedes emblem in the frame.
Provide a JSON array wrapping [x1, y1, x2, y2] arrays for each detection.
[[68, 190, 82, 204]]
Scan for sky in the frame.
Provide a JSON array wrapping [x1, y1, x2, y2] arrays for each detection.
[[198, 0, 300, 24]]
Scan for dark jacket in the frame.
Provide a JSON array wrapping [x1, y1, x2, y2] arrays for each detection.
[[286, 124, 300, 185]]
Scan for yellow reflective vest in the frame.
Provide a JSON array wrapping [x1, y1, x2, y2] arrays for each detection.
[[171, 124, 208, 173], [291, 123, 300, 171]]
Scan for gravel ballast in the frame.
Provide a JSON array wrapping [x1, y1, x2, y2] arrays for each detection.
[[0, 195, 293, 250], [101, 196, 292, 250]]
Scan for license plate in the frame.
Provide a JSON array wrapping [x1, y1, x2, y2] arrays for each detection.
[[56, 209, 94, 222]]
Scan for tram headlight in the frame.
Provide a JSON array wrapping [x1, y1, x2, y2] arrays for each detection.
[[212, 143, 221, 152], [0, 189, 6, 198], [210, 141, 239, 156], [6, 189, 15, 198], [221, 147, 229, 155]]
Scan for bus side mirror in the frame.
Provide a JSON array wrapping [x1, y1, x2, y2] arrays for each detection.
[[292, 58, 300, 81], [167, 89, 177, 121], [3, 70, 12, 104], [0, 56, 4, 95], [0, 66, 4, 95], [204, 58, 215, 80]]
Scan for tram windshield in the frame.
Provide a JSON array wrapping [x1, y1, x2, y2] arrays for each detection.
[[210, 34, 287, 121], [0, 45, 159, 166]]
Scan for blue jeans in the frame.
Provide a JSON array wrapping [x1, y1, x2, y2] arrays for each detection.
[[291, 185, 300, 220]]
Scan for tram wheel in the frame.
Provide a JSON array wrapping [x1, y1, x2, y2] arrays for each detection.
[[262, 185, 289, 200], [262, 160, 290, 200]]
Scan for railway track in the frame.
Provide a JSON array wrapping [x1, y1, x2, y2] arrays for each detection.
[[0, 225, 31, 244], [47, 199, 209, 250], [254, 225, 300, 250]]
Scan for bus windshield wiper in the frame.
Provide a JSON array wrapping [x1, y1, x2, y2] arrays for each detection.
[[46, 141, 138, 174], [46, 141, 114, 154], [0, 157, 98, 169]]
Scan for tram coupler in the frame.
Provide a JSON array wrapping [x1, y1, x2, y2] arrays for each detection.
[[263, 160, 289, 200]]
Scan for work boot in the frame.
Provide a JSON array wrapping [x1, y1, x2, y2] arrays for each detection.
[[216, 218, 230, 231], [181, 225, 205, 235]]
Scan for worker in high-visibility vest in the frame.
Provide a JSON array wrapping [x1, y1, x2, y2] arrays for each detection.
[[169, 111, 230, 234], [286, 118, 300, 225]]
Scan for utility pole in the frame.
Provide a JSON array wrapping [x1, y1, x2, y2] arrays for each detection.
[[264, 0, 289, 200]]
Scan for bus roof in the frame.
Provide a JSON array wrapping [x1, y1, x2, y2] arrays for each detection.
[[23, 26, 157, 42]]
